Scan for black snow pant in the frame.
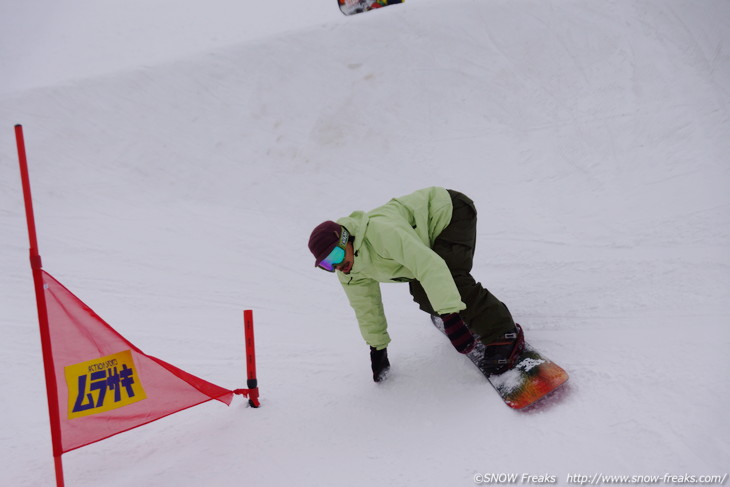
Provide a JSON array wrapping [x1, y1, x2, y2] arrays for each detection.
[[408, 190, 515, 344]]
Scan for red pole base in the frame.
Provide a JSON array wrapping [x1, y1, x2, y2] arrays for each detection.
[[233, 388, 260, 408]]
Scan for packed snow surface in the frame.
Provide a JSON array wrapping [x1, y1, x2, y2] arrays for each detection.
[[1, 0, 728, 485]]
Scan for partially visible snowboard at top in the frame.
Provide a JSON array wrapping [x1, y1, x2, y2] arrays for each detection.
[[431, 315, 569, 410], [338, 0, 404, 16]]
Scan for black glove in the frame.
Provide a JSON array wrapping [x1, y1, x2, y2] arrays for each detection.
[[369, 346, 390, 382], [441, 313, 476, 354]]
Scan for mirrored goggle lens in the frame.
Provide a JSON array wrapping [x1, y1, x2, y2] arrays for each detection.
[[319, 246, 346, 272]]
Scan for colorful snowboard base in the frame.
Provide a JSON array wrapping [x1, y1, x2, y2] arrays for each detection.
[[338, 0, 404, 16], [431, 316, 569, 409]]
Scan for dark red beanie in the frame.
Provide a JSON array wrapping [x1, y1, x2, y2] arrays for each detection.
[[309, 221, 343, 267]]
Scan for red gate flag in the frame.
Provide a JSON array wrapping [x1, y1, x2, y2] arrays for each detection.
[[42, 270, 234, 453], [15, 125, 258, 486]]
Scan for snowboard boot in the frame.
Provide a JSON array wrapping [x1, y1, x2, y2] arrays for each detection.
[[479, 324, 525, 375]]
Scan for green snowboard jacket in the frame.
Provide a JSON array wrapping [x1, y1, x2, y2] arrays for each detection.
[[336, 187, 466, 350]]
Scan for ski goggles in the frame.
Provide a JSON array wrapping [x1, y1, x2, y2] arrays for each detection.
[[318, 227, 350, 272]]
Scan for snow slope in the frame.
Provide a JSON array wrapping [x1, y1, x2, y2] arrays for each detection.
[[1, 0, 729, 485]]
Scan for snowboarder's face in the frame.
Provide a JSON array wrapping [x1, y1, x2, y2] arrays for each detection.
[[334, 241, 354, 274]]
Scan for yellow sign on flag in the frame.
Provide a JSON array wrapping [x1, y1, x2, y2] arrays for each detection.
[[65, 350, 147, 419]]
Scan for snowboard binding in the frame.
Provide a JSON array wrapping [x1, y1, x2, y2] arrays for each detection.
[[478, 324, 525, 375]]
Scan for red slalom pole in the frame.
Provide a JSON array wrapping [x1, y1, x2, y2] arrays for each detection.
[[15, 125, 65, 487], [233, 309, 260, 407], [243, 309, 260, 407]]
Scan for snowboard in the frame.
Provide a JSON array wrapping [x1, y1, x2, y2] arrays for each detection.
[[431, 316, 568, 409], [338, 0, 403, 16]]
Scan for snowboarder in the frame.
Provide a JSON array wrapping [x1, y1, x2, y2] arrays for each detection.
[[308, 187, 525, 382], [338, 0, 403, 16]]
